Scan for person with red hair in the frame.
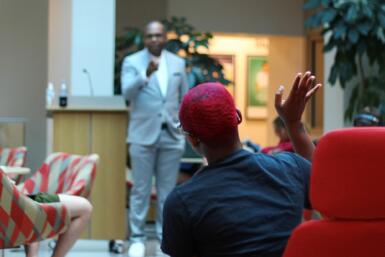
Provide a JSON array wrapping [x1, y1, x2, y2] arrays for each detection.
[[162, 72, 321, 257]]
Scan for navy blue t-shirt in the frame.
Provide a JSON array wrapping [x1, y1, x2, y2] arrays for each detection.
[[162, 149, 311, 257]]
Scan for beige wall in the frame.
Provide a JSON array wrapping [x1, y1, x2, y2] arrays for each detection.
[[167, 0, 305, 36], [268, 36, 306, 145], [116, 0, 168, 36], [116, 0, 304, 36], [0, 0, 49, 170], [48, 0, 72, 92]]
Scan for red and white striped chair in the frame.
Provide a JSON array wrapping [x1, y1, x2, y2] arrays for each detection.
[[0, 147, 27, 167], [0, 167, 69, 248], [18, 152, 99, 198]]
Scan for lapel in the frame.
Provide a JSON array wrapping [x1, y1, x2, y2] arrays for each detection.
[[150, 72, 163, 97], [165, 51, 174, 100], [143, 49, 163, 97], [154, 50, 173, 100]]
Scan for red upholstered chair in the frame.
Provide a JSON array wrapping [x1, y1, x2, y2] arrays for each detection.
[[18, 152, 99, 198], [0, 167, 70, 248], [283, 128, 385, 257], [0, 147, 27, 167]]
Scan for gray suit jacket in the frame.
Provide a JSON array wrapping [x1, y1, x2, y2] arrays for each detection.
[[121, 49, 188, 145]]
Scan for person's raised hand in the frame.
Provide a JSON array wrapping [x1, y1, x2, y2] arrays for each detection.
[[146, 61, 158, 77], [274, 71, 322, 125]]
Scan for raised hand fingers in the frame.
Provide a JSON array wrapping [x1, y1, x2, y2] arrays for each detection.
[[288, 73, 302, 98], [305, 83, 322, 102], [298, 72, 313, 97], [275, 85, 285, 110], [299, 71, 311, 89]]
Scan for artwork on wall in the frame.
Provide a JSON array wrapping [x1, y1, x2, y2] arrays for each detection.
[[246, 56, 269, 119], [211, 54, 236, 98]]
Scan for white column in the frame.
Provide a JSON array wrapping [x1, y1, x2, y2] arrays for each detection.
[[71, 0, 116, 96], [323, 48, 345, 132], [48, 0, 116, 96]]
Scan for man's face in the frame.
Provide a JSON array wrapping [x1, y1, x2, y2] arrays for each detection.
[[144, 23, 167, 57]]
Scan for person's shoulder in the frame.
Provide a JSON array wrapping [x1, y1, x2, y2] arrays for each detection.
[[271, 152, 311, 181], [173, 178, 197, 194], [165, 184, 190, 210], [123, 49, 146, 62], [253, 152, 309, 171], [165, 50, 185, 65], [274, 152, 310, 166], [168, 175, 206, 202]]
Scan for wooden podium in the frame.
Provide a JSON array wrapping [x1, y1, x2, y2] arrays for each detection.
[[48, 96, 128, 240]]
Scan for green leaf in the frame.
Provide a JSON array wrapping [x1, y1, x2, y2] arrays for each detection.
[[134, 34, 143, 47], [378, 12, 385, 28], [348, 29, 359, 44], [186, 72, 196, 88], [357, 22, 372, 35], [321, 0, 331, 7], [329, 63, 338, 85], [205, 32, 213, 39], [333, 21, 347, 39], [345, 4, 358, 24], [191, 66, 205, 83], [321, 8, 338, 23], [362, 4, 373, 18], [376, 27, 385, 43], [324, 37, 336, 52], [356, 41, 366, 56], [305, 12, 323, 28], [304, 0, 321, 10]]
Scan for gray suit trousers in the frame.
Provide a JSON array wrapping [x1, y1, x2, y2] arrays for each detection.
[[129, 128, 184, 242]]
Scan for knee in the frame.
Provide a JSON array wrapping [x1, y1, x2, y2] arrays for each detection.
[[72, 197, 93, 220], [81, 199, 93, 220]]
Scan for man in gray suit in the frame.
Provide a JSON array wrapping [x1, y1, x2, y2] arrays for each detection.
[[121, 21, 188, 257]]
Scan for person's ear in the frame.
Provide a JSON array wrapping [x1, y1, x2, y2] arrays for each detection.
[[187, 135, 200, 147], [236, 109, 243, 124]]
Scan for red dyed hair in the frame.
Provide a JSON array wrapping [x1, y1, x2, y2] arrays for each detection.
[[179, 82, 238, 144]]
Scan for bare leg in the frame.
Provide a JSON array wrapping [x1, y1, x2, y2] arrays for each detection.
[[51, 194, 92, 257], [24, 242, 40, 257]]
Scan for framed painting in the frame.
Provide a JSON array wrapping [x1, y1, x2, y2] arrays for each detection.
[[246, 56, 269, 119]]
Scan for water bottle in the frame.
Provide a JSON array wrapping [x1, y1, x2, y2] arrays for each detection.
[[46, 82, 55, 107], [59, 80, 68, 107]]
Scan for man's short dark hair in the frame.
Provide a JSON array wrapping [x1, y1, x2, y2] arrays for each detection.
[[273, 117, 285, 130]]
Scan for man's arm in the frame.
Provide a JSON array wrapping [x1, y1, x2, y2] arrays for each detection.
[[275, 71, 322, 161], [120, 57, 148, 101]]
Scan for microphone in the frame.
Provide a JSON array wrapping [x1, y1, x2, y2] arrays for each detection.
[[82, 68, 94, 96]]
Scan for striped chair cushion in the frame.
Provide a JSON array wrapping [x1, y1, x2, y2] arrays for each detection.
[[0, 147, 27, 167], [0, 168, 70, 248], [18, 152, 98, 198]]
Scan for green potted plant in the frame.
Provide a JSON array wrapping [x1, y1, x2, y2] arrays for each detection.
[[114, 17, 230, 94], [304, 0, 385, 120]]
